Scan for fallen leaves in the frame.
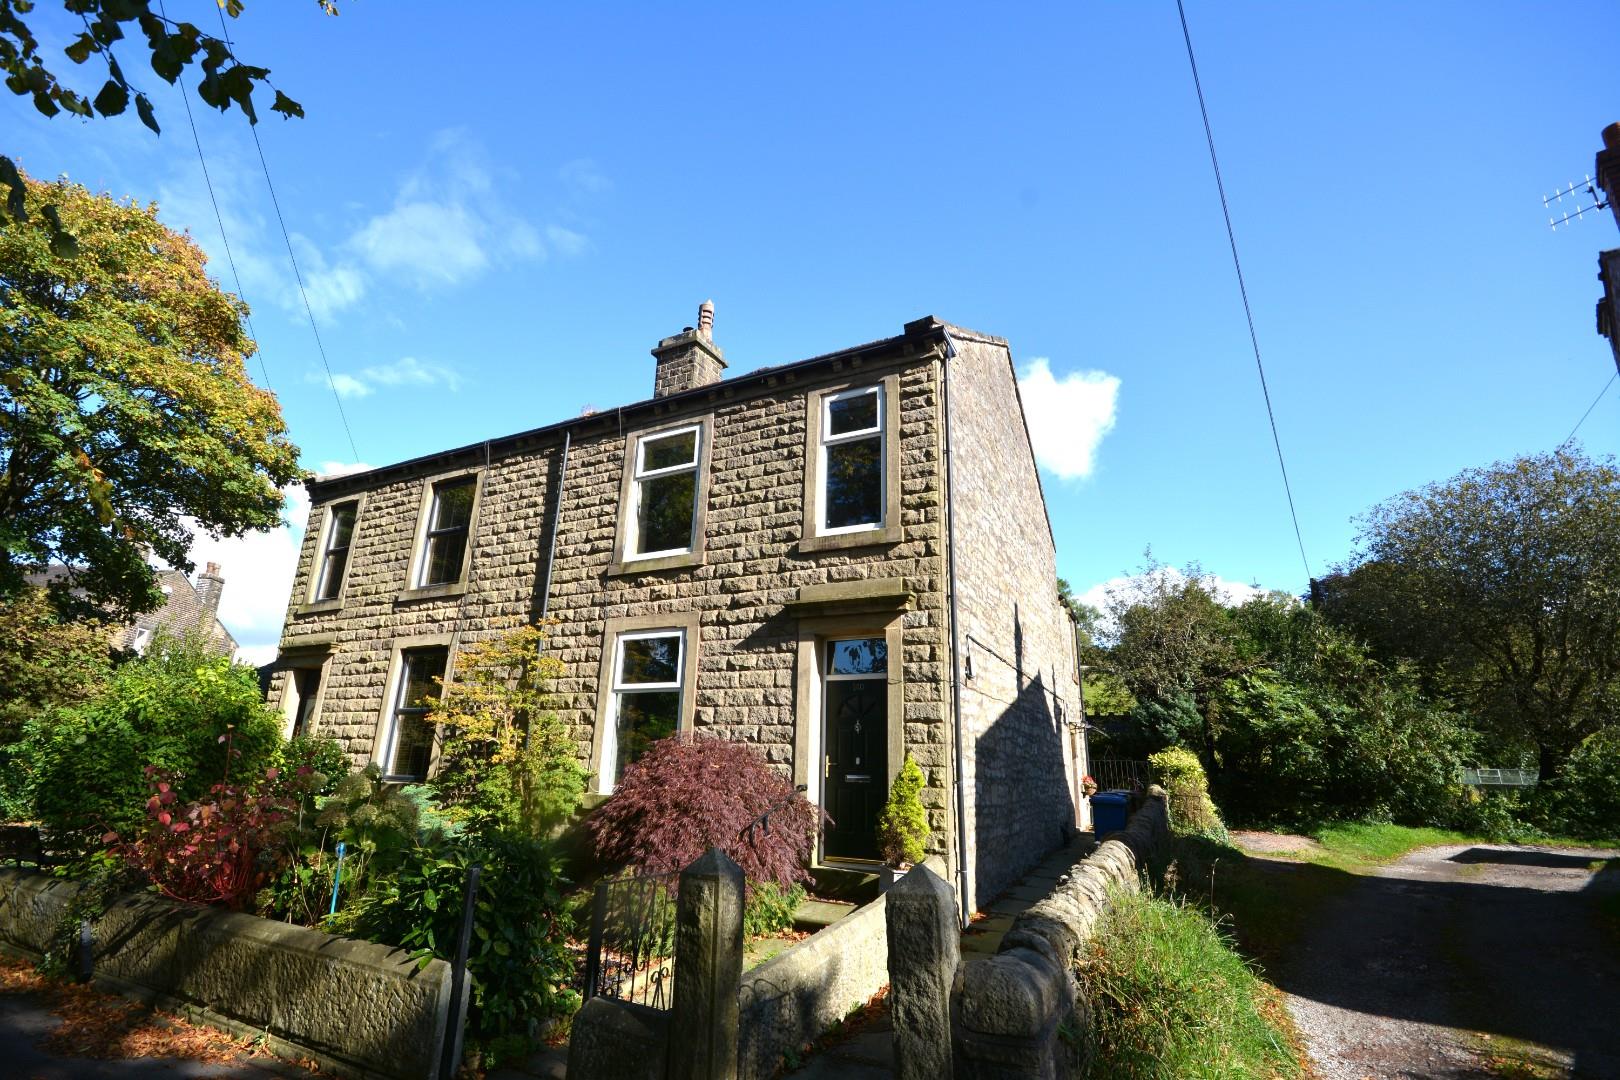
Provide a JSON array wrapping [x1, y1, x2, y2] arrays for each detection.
[[0, 954, 318, 1070]]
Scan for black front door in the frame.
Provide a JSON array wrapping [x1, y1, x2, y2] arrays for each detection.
[[822, 638, 888, 861]]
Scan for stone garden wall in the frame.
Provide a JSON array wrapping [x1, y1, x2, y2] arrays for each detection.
[[0, 869, 457, 1080]]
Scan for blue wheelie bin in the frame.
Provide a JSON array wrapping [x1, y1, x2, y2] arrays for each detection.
[[1090, 790, 1130, 839]]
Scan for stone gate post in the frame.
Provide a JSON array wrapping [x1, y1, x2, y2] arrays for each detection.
[[886, 862, 958, 1080], [668, 847, 745, 1080]]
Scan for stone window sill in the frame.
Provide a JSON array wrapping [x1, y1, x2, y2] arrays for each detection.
[[797, 524, 902, 555], [606, 550, 705, 577], [292, 597, 344, 617], [395, 582, 469, 604]]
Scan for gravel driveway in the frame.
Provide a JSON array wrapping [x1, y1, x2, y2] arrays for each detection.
[[1281, 843, 1620, 1079]]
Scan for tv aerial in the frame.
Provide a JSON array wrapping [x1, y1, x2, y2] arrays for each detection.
[[1544, 175, 1610, 231]]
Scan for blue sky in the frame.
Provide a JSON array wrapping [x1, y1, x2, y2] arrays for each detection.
[[7, 2, 1618, 660]]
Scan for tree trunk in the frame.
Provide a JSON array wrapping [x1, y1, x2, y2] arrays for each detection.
[[1537, 742, 1571, 784]]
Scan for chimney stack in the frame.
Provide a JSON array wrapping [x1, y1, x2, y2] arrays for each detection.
[[195, 562, 224, 618], [652, 300, 727, 398], [1598, 122, 1620, 232]]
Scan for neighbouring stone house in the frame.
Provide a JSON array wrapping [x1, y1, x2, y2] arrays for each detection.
[[27, 562, 235, 657], [268, 308, 1086, 911]]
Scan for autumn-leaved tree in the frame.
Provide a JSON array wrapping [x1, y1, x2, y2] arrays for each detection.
[[424, 625, 586, 836], [0, 171, 303, 618], [1322, 448, 1620, 781]]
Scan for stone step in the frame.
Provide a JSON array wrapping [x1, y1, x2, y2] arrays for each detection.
[[809, 864, 881, 904], [793, 898, 857, 934]]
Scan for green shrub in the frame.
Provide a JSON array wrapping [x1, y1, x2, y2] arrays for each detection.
[[1532, 728, 1620, 840], [1148, 747, 1227, 841], [341, 830, 578, 1056], [424, 626, 585, 837], [14, 632, 281, 851], [877, 754, 929, 867], [1081, 888, 1301, 1079], [743, 881, 806, 936], [276, 734, 351, 799]]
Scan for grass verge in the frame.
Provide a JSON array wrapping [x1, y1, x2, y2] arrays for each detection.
[[1304, 822, 1476, 872], [1080, 886, 1305, 1080]]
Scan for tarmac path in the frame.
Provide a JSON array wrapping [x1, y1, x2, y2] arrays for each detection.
[[1281, 843, 1620, 1079]]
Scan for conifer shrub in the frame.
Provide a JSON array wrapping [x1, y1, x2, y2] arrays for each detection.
[[588, 733, 821, 891], [877, 754, 929, 867], [1148, 747, 1228, 841]]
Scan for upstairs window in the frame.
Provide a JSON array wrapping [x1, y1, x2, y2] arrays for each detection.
[[819, 386, 884, 533], [601, 629, 685, 793], [418, 477, 476, 587], [628, 426, 700, 558], [314, 501, 357, 601], [381, 647, 447, 781]]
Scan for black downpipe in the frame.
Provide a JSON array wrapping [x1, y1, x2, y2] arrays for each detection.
[[538, 429, 572, 623], [941, 333, 972, 927]]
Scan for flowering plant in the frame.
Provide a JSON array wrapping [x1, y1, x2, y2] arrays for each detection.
[[1081, 774, 1099, 797]]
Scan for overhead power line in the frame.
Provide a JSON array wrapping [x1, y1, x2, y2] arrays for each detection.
[[1174, 0, 1313, 582], [1561, 371, 1616, 449], [213, 4, 360, 462], [158, 0, 271, 391]]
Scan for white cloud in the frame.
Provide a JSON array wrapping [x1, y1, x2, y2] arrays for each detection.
[[546, 224, 589, 257], [315, 460, 377, 480], [308, 356, 462, 399], [352, 200, 492, 286], [154, 132, 586, 322], [291, 234, 367, 318], [559, 158, 612, 195], [311, 372, 373, 399], [1017, 358, 1120, 481]]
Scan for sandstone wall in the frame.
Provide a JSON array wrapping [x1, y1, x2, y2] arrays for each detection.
[[944, 328, 1084, 910], [0, 869, 457, 1080]]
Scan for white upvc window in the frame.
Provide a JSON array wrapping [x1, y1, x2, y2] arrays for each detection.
[[625, 425, 701, 560], [377, 647, 448, 781], [599, 628, 685, 794], [817, 385, 885, 535]]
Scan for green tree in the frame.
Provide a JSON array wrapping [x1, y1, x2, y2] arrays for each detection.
[[0, 172, 303, 619], [9, 630, 282, 848], [0, 584, 111, 745], [1105, 560, 1247, 765], [2, 0, 328, 253], [1322, 448, 1620, 781]]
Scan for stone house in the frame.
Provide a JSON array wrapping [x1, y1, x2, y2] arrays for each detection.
[[27, 562, 235, 657], [268, 309, 1086, 911]]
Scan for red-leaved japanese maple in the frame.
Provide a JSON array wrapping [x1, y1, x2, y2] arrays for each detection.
[[588, 733, 822, 890]]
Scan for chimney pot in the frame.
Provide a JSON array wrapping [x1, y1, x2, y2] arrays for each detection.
[[204, 562, 220, 577], [1604, 122, 1620, 152], [698, 299, 715, 340]]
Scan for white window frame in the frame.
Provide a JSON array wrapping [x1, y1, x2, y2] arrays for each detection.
[[599, 627, 687, 795], [311, 500, 358, 602], [376, 647, 448, 782], [624, 424, 702, 561], [817, 385, 885, 536]]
